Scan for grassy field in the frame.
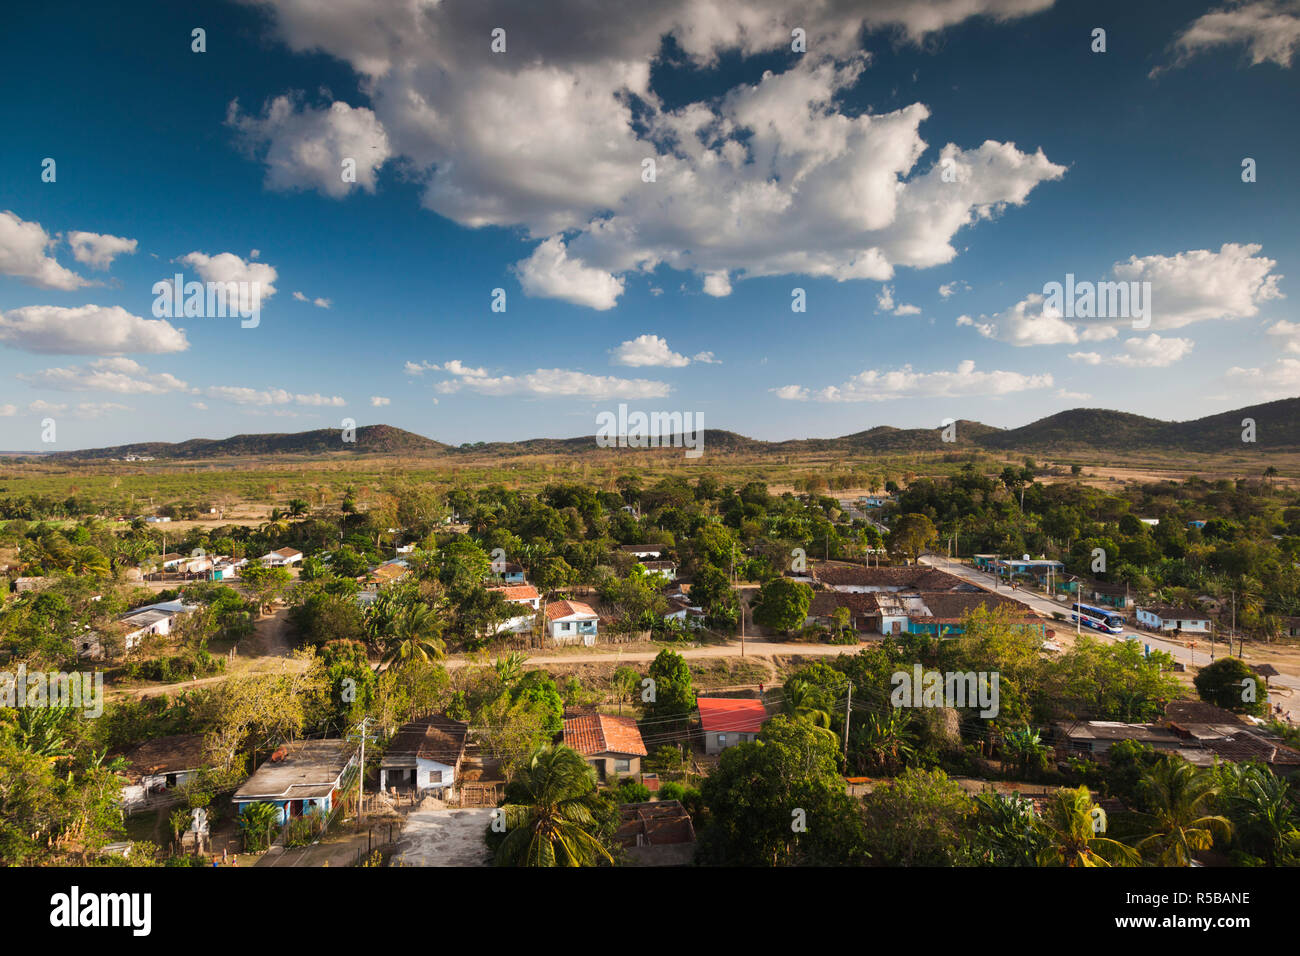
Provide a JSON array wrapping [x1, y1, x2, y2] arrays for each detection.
[[3, 441, 1295, 516]]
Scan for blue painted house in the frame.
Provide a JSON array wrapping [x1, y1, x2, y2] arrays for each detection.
[[233, 739, 359, 826]]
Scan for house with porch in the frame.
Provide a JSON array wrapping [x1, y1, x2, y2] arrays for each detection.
[[562, 712, 647, 782], [378, 715, 468, 795], [233, 739, 358, 826], [546, 599, 599, 645]]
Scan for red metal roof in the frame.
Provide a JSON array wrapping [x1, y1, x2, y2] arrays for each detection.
[[697, 697, 768, 734]]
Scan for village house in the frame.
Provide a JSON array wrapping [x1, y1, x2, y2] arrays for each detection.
[[1135, 604, 1212, 634], [357, 560, 410, 591], [233, 739, 358, 826], [1052, 721, 1188, 758], [1085, 581, 1135, 610], [562, 712, 647, 782], [810, 564, 978, 594], [378, 715, 469, 795], [118, 600, 198, 652], [697, 697, 768, 755], [638, 559, 678, 581], [545, 599, 599, 645], [664, 595, 706, 629], [805, 585, 1032, 637], [620, 544, 664, 560], [119, 734, 210, 808], [259, 546, 303, 567], [615, 800, 697, 866], [486, 561, 527, 585], [487, 584, 541, 634]]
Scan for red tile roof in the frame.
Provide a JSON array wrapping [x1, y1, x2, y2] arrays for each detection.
[[546, 599, 596, 620], [563, 714, 647, 757], [487, 584, 540, 602], [697, 697, 768, 735]]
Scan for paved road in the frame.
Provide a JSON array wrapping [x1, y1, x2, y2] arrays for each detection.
[[919, 554, 1300, 716]]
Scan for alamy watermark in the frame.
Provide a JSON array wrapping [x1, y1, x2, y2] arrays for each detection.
[[152, 272, 261, 328], [1042, 273, 1152, 329], [596, 404, 704, 459], [1, 665, 103, 718], [891, 665, 999, 718]]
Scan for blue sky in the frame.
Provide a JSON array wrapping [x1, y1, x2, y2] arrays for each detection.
[[0, 0, 1297, 450]]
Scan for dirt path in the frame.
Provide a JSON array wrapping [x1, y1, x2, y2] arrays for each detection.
[[242, 606, 293, 658]]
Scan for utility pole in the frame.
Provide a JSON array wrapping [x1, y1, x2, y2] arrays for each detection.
[[739, 592, 745, 657], [350, 716, 376, 826], [843, 681, 852, 758]]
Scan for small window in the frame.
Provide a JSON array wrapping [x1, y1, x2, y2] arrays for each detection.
[[615, 758, 630, 773], [427, 769, 443, 784], [718, 734, 727, 747]]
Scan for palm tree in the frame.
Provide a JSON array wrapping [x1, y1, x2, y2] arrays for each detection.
[[67, 545, 110, 577], [784, 679, 839, 744], [854, 708, 917, 774], [1132, 761, 1232, 866], [1222, 763, 1300, 865], [287, 499, 309, 519], [495, 745, 613, 867], [382, 603, 446, 665], [1036, 786, 1140, 867], [240, 801, 281, 851], [493, 651, 527, 688]]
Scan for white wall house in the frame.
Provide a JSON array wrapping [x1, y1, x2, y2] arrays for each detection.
[[118, 600, 198, 652], [546, 600, 599, 645], [488, 585, 541, 634], [1136, 605, 1212, 633], [259, 547, 303, 567]]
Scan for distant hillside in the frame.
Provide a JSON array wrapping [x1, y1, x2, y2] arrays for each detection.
[[35, 397, 1300, 461], [978, 397, 1300, 453], [48, 424, 446, 460]]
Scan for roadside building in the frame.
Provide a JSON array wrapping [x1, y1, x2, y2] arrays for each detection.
[[232, 739, 358, 826], [545, 599, 599, 645], [1135, 605, 1212, 634]]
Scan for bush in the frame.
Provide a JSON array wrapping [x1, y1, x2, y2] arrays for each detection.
[[614, 780, 651, 803], [658, 781, 686, 801]]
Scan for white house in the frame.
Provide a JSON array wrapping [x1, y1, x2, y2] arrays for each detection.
[[488, 584, 541, 634], [378, 715, 468, 794], [120, 734, 209, 808], [638, 560, 677, 581], [259, 547, 303, 567], [546, 600, 599, 645], [118, 600, 198, 652], [664, 596, 706, 629], [620, 544, 663, 559], [1136, 605, 1212, 634]]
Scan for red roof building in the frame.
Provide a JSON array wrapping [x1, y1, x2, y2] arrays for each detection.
[[697, 697, 768, 754]]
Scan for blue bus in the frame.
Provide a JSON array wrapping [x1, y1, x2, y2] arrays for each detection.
[[1070, 603, 1126, 635]]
